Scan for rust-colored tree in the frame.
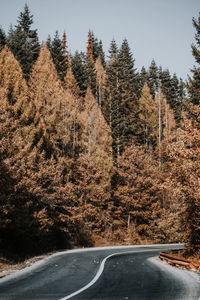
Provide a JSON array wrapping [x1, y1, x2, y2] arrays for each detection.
[[64, 57, 81, 98], [87, 31, 94, 62], [0, 46, 28, 159], [71, 154, 112, 241], [164, 104, 200, 254], [28, 43, 73, 160], [95, 57, 106, 109], [138, 82, 158, 150], [79, 87, 112, 155], [113, 144, 161, 243]]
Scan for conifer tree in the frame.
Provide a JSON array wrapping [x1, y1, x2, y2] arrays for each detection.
[[64, 57, 80, 98], [97, 40, 106, 67], [7, 4, 40, 80], [0, 47, 41, 259], [164, 104, 200, 253], [138, 66, 148, 97], [105, 39, 121, 160], [80, 88, 112, 154], [87, 31, 94, 62], [90, 31, 106, 66], [0, 46, 28, 159], [95, 57, 106, 109], [64, 61, 82, 156], [48, 31, 68, 81], [114, 145, 161, 240], [170, 73, 185, 125], [71, 153, 111, 236], [111, 39, 139, 158], [85, 33, 97, 96], [147, 59, 159, 98], [159, 68, 173, 104], [28, 43, 69, 160], [85, 57, 97, 97], [71, 51, 87, 97], [118, 39, 139, 97], [46, 34, 52, 50], [0, 28, 6, 51], [155, 89, 176, 166], [159, 69, 184, 125], [187, 13, 200, 105], [138, 83, 158, 150], [62, 31, 68, 56]]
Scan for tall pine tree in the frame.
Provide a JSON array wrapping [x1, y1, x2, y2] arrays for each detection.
[[48, 31, 68, 82], [147, 59, 159, 98], [7, 4, 40, 80], [0, 27, 6, 52], [187, 13, 200, 105]]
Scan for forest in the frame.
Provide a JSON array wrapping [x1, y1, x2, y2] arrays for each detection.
[[0, 5, 199, 261]]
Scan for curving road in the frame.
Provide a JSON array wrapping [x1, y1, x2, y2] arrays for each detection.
[[0, 244, 199, 300]]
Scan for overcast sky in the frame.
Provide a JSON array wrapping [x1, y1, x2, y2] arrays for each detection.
[[0, 0, 200, 80]]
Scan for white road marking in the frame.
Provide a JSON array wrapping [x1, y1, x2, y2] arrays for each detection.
[[59, 251, 127, 300], [59, 249, 162, 300], [0, 243, 184, 284]]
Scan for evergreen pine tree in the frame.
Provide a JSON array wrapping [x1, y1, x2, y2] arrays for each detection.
[[97, 40, 106, 67], [147, 59, 159, 98], [85, 57, 97, 97], [90, 31, 106, 67], [48, 31, 68, 81], [105, 39, 139, 161], [7, 4, 40, 80], [117, 39, 139, 150], [170, 73, 184, 125], [187, 13, 200, 105], [159, 68, 173, 105], [95, 57, 106, 109], [105, 39, 121, 160], [0, 27, 6, 51], [46, 34, 52, 50], [138, 66, 148, 97], [118, 38, 139, 97], [138, 83, 158, 150], [71, 51, 87, 97]]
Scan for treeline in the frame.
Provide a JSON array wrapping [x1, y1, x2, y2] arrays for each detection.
[[0, 5, 199, 260]]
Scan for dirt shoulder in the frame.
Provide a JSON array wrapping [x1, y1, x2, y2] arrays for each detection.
[[0, 253, 53, 278]]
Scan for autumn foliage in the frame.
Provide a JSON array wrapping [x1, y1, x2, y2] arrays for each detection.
[[0, 10, 199, 261]]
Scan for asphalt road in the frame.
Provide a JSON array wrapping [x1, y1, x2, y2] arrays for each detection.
[[0, 244, 199, 300]]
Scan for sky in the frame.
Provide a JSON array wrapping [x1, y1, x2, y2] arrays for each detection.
[[0, 0, 200, 80]]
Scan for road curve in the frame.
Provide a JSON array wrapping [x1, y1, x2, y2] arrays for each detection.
[[0, 244, 199, 300]]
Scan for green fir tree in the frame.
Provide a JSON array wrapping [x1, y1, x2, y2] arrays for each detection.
[[7, 4, 40, 80], [48, 31, 68, 81], [187, 13, 200, 105]]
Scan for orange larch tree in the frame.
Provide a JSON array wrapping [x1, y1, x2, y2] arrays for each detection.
[[114, 144, 161, 242], [80, 87, 112, 155], [164, 104, 200, 253]]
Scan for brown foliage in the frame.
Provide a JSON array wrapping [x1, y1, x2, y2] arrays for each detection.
[[163, 104, 200, 253], [80, 88, 112, 154], [71, 153, 112, 236], [113, 144, 161, 241]]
